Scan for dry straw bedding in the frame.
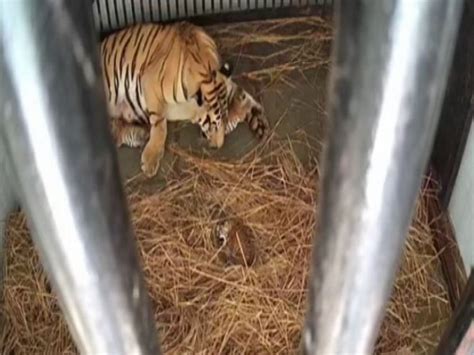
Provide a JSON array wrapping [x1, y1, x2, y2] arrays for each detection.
[[1, 143, 451, 354], [0, 17, 451, 354]]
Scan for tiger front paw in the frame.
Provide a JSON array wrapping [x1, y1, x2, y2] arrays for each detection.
[[140, 147, 163, 178], [207, 124, 225, 149]]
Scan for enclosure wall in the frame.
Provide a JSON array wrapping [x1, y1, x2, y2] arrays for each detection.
[[92, 0, 332, 34], [449, 126, 474, 276]]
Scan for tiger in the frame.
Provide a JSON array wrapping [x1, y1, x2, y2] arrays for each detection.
[[111, 72, 268, 150], [100, 21, 268, 177]]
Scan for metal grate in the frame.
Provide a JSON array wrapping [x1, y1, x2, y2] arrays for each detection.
[[92, 0, 333, 34]]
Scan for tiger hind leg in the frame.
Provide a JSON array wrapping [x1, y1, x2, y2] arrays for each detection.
[[140, 115, 167, 177], [225, 87, 269, 140], [111, 118, 150, 148]]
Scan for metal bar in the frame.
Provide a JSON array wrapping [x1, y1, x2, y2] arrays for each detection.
[[0, 148, 18, 295], [0, 41, 21, 302], [302, 1, 463, 354], [0, 1, 160, 354], [436, 269, 474, 355], [431, 0, 474, 209], [93, 0, 328, 35]]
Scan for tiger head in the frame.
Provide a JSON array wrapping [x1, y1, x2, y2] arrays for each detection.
[[195, 62, 268, 149]]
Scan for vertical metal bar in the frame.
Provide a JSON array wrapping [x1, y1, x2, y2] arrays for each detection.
[[204, 0, 213, 14], [302, 1, 463, 354], [0, 147, 18, 296], [92, 0, 103, 33], [151, 0, 161, 22], [98, 0, 110, 32], [116, 0, 127, 28], [0, 13, 21, 306], [0, 1, 160, 354], [124, 0, 135, 25], [142, 0, 152, 23], [186, 0, 194, 17], [133, 0, 144, 25], [160, 0, 169, 21], [168, 0, 177, 20], [436, 269, 474, 355]]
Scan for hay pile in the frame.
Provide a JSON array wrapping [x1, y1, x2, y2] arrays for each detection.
[[0, 141, 451, 354]]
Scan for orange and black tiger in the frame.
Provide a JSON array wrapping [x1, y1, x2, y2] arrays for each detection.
[[100, 21, 268, 177]]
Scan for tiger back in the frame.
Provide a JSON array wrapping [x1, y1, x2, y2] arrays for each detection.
[[101, 22, 227, 133]]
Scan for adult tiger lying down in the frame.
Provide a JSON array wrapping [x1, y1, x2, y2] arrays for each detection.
[[100, 21, 268, 177]]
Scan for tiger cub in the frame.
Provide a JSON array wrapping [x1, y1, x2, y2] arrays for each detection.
[[100, 22, 268, 177]]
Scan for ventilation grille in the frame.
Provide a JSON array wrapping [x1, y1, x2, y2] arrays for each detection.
[[92, 0, 332, 34]]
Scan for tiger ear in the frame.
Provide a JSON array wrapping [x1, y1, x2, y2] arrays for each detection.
[[220, 61, 233, 77]]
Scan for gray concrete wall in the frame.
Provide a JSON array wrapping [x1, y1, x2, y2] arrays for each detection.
[[449, 125, 474, 276]]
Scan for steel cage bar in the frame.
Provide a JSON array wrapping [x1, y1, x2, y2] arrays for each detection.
[[0, 1, 159, 354], [0, 146, 18, 296], [302, 0, 463, 354], [436, 269, 474, 355]]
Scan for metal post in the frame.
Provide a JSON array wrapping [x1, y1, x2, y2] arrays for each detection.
[[0, 1, 160, 354], [303, 1, 463, 354], [436, 269, 474, 355], [0, 149, 18, 294], [0, 38, 20, 303]]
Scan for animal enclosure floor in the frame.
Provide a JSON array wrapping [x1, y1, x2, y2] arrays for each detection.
[[113, 17, 453, 354], [112, 17, 453, 354]]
